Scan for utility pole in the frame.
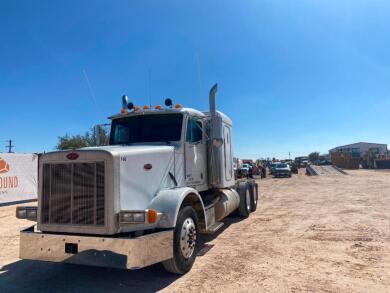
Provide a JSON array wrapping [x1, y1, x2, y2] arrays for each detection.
[[289, 152, 291, 160], [5, 139, 14, 153]]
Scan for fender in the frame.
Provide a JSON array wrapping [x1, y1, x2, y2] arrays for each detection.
[[149, 187, 207, 231]]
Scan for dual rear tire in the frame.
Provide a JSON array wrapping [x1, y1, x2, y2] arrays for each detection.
[[237, 179, 258, 217]]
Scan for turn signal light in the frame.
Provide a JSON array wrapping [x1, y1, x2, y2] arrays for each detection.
[[148, 209, 158, 223]]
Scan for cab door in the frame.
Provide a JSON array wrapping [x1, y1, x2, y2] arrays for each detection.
[[185, 117, 207, 187]]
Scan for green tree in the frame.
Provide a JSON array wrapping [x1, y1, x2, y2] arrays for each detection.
[[56, 126, 109, 150], [308, 152, 320, 163]]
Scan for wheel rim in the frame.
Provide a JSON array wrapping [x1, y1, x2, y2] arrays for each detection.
[[180, 217, 197, 259], [253, 188, 257, 205], [246, 189, 251, 212]]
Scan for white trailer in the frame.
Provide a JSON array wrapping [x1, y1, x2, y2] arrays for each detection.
[[17, 84, 259, 274]]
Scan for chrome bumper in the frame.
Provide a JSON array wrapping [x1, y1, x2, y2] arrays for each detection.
[[20, 226, 173, 270]]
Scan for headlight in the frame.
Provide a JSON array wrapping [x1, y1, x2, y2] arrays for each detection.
[[16, 208, 27, 219], [27, 208, 37, 220], [16, 206, 37, 221], [119, 211, 146, 223]]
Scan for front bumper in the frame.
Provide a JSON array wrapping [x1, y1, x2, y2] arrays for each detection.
[[274, 171, 291, 177], [20, 225, 173, 270]]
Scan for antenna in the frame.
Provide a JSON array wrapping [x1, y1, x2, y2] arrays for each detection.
[[82, 69, 103, 121], [5, 139, 14, 153], [148, 68, 152, 108], [196, 50, 202, 99]]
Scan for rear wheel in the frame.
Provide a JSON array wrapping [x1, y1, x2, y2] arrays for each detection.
[[248, 180, 258, 212], [237, 182, 251, 218], [162, 206, 198, 274]]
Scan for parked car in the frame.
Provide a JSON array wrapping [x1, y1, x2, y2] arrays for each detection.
[[300, 160, 309, 168], [240, 163, 251, 178], [269, 162, 281, 175], [273, 163, 292, 178]]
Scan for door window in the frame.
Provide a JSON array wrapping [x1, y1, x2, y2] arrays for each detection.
[[186, 118, 202, 144]]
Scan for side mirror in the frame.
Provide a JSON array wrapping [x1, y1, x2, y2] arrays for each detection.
[[212, 138, 223, 148]]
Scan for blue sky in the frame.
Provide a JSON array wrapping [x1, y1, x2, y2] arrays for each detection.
[[1, 0, 390, 159]]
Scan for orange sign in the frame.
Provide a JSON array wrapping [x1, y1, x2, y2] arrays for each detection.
[[0, 158, 10, 173]]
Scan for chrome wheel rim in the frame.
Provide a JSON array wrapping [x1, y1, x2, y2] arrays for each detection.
[[246, 189, 251, 212], [180, 217, 197, 259]]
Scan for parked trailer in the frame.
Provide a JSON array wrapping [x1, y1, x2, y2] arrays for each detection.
[[16, 84, 259, 274]]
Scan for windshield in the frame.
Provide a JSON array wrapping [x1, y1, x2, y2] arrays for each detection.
[[110, 114, 183, 145], [276, 163, 288, 168]]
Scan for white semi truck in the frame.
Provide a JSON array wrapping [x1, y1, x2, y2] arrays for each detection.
[[16, 84, 258, 274]]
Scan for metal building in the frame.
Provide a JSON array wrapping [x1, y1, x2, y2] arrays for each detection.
[[329, 142, 388, 158]]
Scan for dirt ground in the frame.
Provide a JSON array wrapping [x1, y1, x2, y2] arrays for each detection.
[[1, 169, 390, 292]]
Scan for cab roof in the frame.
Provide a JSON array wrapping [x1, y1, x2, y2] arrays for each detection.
[[109, 107, 232, 125]]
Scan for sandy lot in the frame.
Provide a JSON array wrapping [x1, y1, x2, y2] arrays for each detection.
[[1, 170, 390, 292]]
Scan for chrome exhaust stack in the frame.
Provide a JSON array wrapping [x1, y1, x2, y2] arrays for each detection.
[[208, 83, 223, 187]]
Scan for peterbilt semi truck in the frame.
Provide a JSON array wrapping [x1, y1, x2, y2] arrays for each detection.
[[16, 84, 258, 274]]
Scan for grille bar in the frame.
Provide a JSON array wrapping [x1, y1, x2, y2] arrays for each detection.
[[41, 162, 105, 226]]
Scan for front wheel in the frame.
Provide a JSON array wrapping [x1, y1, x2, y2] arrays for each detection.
[[162, 206, 198, 274]]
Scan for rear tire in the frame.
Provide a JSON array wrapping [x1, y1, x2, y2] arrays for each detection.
[[248, 180, 258, 212], [162, 206, 198, 274], [237, 182, 251, 218]]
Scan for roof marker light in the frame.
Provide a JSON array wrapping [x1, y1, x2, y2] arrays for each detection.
[[165, 98, 173, 108], [143, 105, 150, 110], [155, 105, 162, 110], [175, 104, 183, 109]]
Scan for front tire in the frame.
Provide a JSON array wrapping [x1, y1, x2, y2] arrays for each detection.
[[162, 206, 198, 274]]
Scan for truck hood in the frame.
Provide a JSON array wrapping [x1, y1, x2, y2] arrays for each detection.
[[81, 145, 177, 211], [81, 144, 175, 156]]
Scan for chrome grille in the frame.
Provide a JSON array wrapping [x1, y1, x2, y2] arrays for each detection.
[[41, 162, 105, 226]]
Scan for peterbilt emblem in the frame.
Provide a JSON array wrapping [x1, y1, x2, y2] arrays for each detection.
[[144, 164, 152, 170], [66, 153, 79, 160]]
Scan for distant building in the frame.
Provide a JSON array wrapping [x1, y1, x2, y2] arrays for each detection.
[[329, 142, 388, 159]]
